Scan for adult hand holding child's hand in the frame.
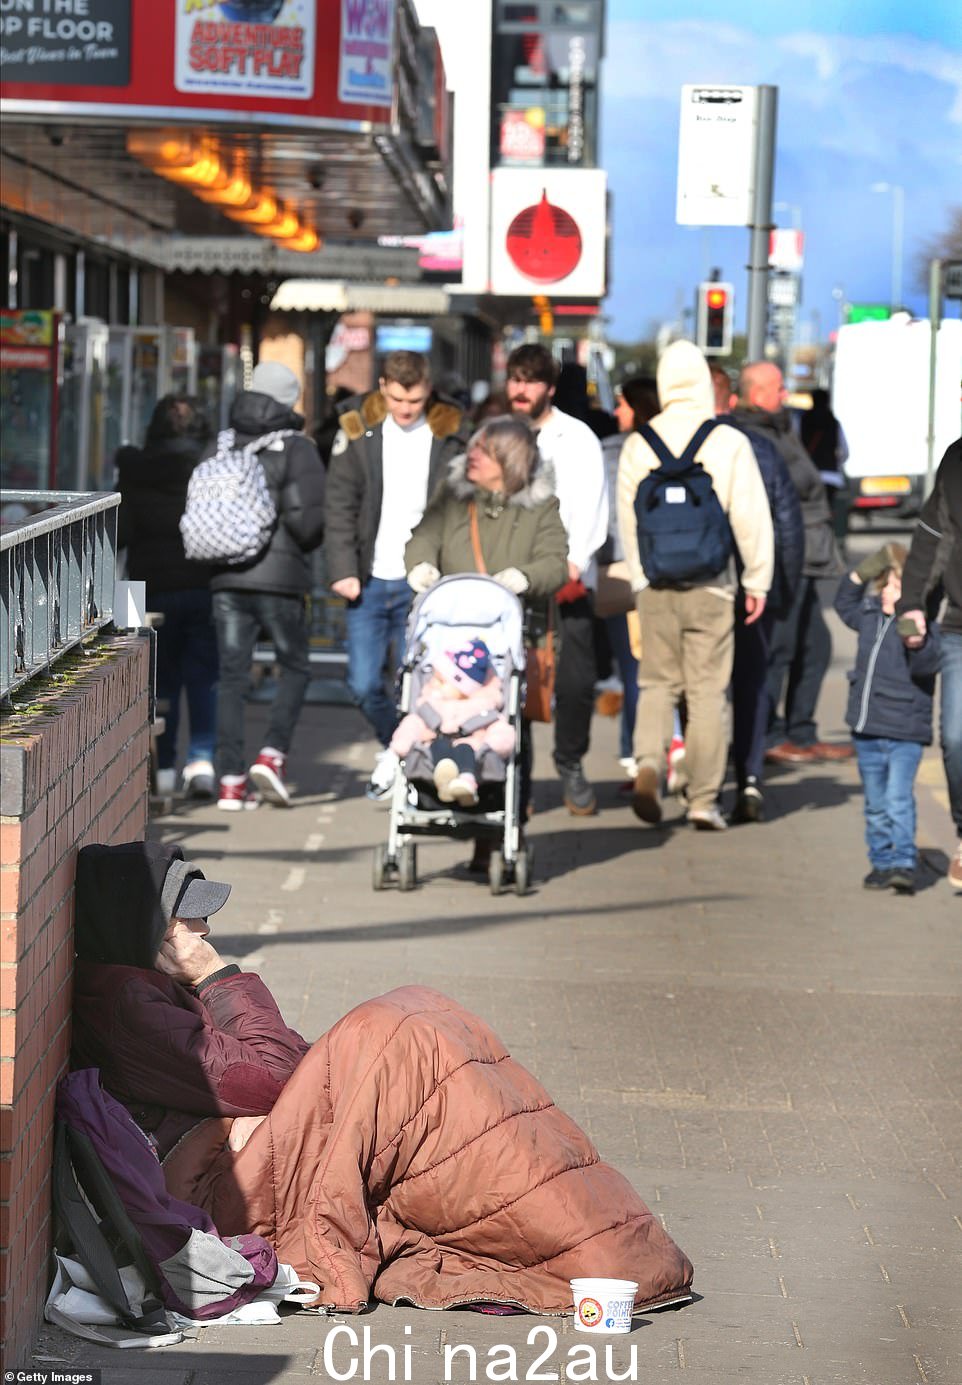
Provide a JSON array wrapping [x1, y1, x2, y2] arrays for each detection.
[[155, 922, 226, 987]]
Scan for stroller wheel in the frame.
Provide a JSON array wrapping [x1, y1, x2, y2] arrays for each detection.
[[398, 842, 418, 892], [488, 850, 506, 896], [372, 844, 389, 891], [514, 846, 533, 896]]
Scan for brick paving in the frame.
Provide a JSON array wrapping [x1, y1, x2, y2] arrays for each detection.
[[26, 607, 961, 1385]]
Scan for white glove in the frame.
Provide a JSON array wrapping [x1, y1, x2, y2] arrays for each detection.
[[492, 567, 529, 595], [407, 562, 440, 593]]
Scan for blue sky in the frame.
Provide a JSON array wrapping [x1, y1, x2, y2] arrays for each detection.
[[600, 0, 962, 341]]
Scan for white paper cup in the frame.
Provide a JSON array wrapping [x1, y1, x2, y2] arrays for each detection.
[[570, 1277, 639, 1333]]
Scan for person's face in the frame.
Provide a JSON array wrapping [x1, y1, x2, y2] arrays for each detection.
[[614, 393, 635, 433], [380, 377, 430, 428], [465, 442, 505, 492], [750, 366, 786, 414], [506, 373, 554, 424], [881, 570, 902, 612]]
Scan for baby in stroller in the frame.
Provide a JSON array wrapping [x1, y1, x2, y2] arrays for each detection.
[[389, 637, 515, 807]]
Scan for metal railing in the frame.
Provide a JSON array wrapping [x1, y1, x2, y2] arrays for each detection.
[[1, 491, 120, 704]]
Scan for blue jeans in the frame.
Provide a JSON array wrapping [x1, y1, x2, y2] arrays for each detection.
[[940, 631, 962, 838], [853, 734, 923, 870], [344, 577, 411, 746], [605, 614, 639, 761], [212, 590, 310, 777], [150, 588, 218, 770]]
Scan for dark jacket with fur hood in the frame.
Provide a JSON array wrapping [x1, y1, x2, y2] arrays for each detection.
[[324, 390, 466, 585], [404, 455, 569, 599]]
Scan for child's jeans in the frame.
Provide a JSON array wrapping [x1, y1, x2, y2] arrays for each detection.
[[853, 734, 923, 871]]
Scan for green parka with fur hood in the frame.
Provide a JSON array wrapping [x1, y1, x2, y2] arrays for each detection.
[[404, 454, 569, 598]]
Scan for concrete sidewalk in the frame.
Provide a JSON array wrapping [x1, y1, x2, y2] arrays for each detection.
[[26, 612, 961, 1385]]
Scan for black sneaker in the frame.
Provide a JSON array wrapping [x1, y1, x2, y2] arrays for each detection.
[[887, 866, 916, 895], [731, 780, 764, 824], [556, 760, 597, 816], [863, 868, 893, 890]]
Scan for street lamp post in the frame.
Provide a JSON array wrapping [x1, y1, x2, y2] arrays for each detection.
[[871, 181, 905, 309]]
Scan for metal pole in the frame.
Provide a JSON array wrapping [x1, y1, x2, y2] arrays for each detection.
[[925, 258, 941, 497], [746, 85, 777, 360]]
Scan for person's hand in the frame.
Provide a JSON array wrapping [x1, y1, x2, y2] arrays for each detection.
[[898, 608, 926, 648], [228, 1115, 267, 1152], [567, 560, 582, 583], [854, 545, 894, 585], [743, 593, 767, 626], [154, 922, 225, 987], [492, 567, 529, 595], [331, 576, 361, 602], [555, 578, 587, 605], [407, 562, 440, 593]]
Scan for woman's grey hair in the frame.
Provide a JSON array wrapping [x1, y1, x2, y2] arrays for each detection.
[[467, 414, 539, 496]]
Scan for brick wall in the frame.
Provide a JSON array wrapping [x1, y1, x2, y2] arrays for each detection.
[[0, 634, 150, 1365]]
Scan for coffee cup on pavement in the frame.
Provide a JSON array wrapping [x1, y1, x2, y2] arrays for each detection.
[[570, 1277, 639, 1333]]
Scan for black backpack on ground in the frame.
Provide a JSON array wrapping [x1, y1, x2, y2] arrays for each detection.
[[633, 419, 733, 587]]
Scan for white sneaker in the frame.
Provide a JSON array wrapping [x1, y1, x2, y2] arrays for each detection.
[[182, 759, 216, 799], [154, 768, 176, 796], [687, 805, 728, 832], [366, 748, 400, 801], [618, 756, 639, 778]]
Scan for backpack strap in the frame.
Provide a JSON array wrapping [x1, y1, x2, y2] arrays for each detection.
[[53, 1122, 170, 1335], [638, 418, 720, 474]]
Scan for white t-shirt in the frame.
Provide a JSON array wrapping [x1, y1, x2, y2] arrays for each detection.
[[370, 413, 433, 580], [535, 407, 608, 588]]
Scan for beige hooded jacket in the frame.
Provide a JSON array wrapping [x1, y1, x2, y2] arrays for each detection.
[[616, 341, 774, 600]]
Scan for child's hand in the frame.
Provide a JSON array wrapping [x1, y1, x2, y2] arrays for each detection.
[[854, 546, 893, 584]]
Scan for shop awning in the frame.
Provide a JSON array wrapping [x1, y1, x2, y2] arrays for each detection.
[[125, 237, 421, 281], [270, 281, 451, 314]]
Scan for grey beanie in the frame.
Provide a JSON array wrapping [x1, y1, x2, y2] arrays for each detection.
[[251, 360, 300, 409]]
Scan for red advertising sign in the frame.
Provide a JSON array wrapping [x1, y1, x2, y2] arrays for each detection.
[[0, 0, 394, 127]]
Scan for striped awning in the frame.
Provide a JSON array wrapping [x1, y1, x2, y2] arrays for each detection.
[[269, 280, 451, 314]]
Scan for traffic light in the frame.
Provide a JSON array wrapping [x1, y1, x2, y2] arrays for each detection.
[[696, 281, 734, 355]]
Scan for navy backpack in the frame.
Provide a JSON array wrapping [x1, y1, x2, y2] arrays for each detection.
[[633, 420, 733, 588]]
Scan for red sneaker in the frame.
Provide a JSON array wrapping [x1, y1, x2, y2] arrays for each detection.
[[217, 776, 259, 811], [249, 748, 291, 807]]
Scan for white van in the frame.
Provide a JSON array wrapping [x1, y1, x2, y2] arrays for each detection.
[[831, 315, 962, 517]]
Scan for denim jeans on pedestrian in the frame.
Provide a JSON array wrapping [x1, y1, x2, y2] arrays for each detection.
[[344, 577, 411, 747], [150, 588, 218, 770], [605, 613, 639, 762], [212, 590, 310, 778], [766, 575, 832, 747], [940, 631, 962, 839], [853, 734, 923, 870]]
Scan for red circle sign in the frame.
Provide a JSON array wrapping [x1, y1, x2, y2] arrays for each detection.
[[506, 190, 583, 283]]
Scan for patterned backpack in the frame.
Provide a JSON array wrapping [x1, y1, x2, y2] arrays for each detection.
[[180, 427, 293, 564]]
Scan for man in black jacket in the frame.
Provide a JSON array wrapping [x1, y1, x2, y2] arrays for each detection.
[[896, 439, 962, 889], [324, 351, 465, 799], [209, 362, 326, 810], [732, 362, 851, 765], [710, 365, 805, 822]]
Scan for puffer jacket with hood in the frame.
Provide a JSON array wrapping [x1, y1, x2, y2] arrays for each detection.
[[116, 435, 214, 597], [208, 391, 326, 597], [616, 341, 774, 599], [728, 403, 840, 579], [71, 841, 310, 1159], [404, 455, 569, 598], [325, 390, 466, 585]]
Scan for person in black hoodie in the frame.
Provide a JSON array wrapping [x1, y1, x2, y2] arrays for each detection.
[[208, 362, 326, 810], [116, 396, 218, 799], [895, 438, 962, 889]]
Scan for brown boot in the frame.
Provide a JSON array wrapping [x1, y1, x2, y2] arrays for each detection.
[[631, 765, 662, 824]]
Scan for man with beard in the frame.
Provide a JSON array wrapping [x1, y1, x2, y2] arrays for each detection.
[[505, 344, 609, 815]]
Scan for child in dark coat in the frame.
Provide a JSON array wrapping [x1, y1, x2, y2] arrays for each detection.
[[834, 543, 941, 894]]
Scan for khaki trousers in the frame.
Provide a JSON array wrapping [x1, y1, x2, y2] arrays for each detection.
[[634, 586, 734, 812]]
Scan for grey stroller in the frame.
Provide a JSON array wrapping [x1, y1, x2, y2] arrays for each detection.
[[372, 574, 531, 895]]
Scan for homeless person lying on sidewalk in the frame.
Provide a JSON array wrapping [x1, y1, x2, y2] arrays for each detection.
[[71, 841, 693, 1315]]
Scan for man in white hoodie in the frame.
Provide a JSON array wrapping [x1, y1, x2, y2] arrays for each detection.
[[617, 341, 774, 830]]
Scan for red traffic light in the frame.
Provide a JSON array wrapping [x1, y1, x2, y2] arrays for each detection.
[[706, 288, 727, 309]]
